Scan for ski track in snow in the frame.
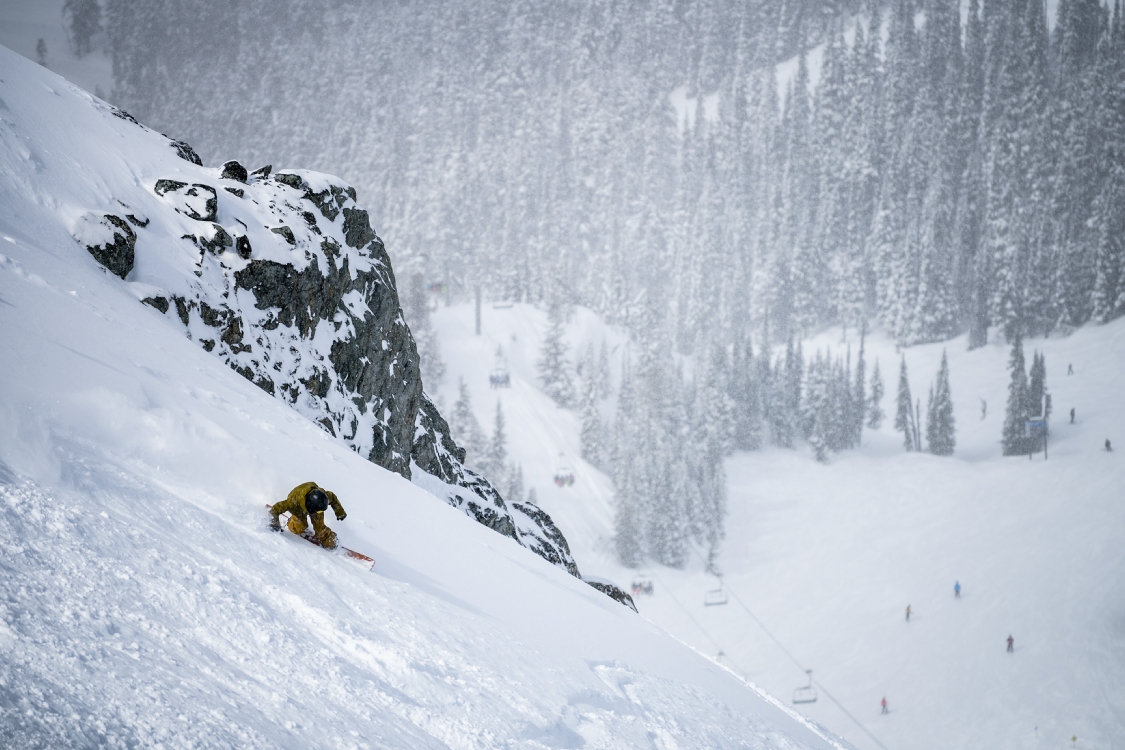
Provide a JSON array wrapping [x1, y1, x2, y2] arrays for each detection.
[[431, 300, 1125, 750]]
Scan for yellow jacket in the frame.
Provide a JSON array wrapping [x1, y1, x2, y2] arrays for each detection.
[[270, 482, 346, 537]]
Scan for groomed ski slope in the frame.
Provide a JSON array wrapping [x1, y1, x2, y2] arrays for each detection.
[[430, 302, 1125, 750], [0, 47, 847, 749]]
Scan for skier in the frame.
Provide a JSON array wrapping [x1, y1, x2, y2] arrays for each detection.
[[1107, 439, 1113, 452], [980, 399, 987, 420], [1068, 363, 1073, 375], [1006, 635, 1014, 653], [881, 697, 888, 714], [905, 605, 911, 622], [269, 482, 347, 550], [1070, 407, 1075, 424], [954, 581, 961, 598]]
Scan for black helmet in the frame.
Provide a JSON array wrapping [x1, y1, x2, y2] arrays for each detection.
[[306, 488, 329, 513]]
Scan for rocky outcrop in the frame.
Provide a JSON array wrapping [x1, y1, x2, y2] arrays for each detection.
[[584, 579, 638, 613], [74, 213, 136, 279], [95, 150, 581, 581]]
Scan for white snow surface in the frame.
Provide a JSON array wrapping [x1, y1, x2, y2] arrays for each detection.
[[0, 46, 847, 749], [430, 302, 1125, 750]]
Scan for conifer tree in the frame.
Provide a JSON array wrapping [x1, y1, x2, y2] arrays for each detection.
[[926, 350, 956, 455], [854, 328, 867, 443], [506, 463, 524, 505], [895, 356, 916, 451], [538, 301, 575, 407], [578, 348, 604, 468], [485, 400, 508, 480], [404, 272, 445, 388], [596, 339, 611, 398], [1028, 350, 1046, 417], [612, 355, 642, 567], [36, 39, 48, 67], [868, 358, 885, 429], [1002, 336, 1030, 455], [63, 0, 102, 58], [449, 377, 485, 465]]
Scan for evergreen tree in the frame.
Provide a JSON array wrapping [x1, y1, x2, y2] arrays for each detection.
[[36, 38, 47, 67], [926, 350, 956, 455], [867, 358, 886, 429], [538, 301, 575, 407], [596, 339, 611, 398], [485, 400, 508, 480], [854, 328, 867, 443], [449, 377, 485, 466], [506, 463, 524, 505], [578, 347, 604, 468], [1002, 336, 1030, 455], [895, 355, 916, 451], [1028, 350, 1046, 417], [612, 357, 643, 568], [404, 272, 445, 388], [63, 0, 102, 58]]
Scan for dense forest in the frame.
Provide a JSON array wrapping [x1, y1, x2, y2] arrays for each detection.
[[105, 0, 1125, 566], [108, 0, 1125, 350]]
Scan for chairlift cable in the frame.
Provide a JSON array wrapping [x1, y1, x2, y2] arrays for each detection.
[[643, 569, 750, 680], [723, 584, 892, 750]]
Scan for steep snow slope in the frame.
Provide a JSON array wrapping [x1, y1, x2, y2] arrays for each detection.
[[430, 301, 1125, 750], [0, 46, 847, 748]]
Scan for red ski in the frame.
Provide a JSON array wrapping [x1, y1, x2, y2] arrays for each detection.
[[266, 504, 375, 569]]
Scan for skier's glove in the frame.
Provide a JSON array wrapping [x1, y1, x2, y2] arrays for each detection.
[[269, 517, 282, 532], [335, 510, 347, 521]]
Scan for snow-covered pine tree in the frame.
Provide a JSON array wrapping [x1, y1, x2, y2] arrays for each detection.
[[1002, 335, 1030, 455], [485, 400, 508, 481], [404, 272, 445, 388], [596, 339, 611, 399], [537, 301, 575, 407], [926, 350, 956, 455], [612, 357, 643, 568], [854, 329, 867, 445], [506, 463, 524, 506], [867, 358, 885, 429], [578, 345, 604, 468], [895, 355, 916, 451], [1027, 350, 1046, 417], [63, 0, 102, 58], [449, 377, 486, 467]]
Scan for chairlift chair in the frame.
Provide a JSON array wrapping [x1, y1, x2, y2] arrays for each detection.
[[553, 454, 575, 487], [793, 670, 818, 705], [703, 577, 728, 606]]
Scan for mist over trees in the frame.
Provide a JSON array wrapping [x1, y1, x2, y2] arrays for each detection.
[[108, 0, 1125, 353]]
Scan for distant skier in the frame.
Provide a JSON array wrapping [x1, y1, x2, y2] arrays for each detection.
[[980, 399, 987, 420], [1070, 408, 1075, 424], [905, 605, 911, 622], [954, 581, 961, 598], [269, 482, 347, 550], [1068, 363, 1073, 375], [1107, 439, 1113, 452], [1006, 635, 1014, 653], [881, 697, 888, 714]]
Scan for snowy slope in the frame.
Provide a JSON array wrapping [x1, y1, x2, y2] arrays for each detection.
[[0, 46, 847, 748], [430, 301, 1125, 750]]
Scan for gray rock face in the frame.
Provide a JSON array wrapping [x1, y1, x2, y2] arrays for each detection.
[[584, 579, 638, 612], [83, 214, 136, 279], [113, 158, 582, 580], [220, 160, 248, 183]]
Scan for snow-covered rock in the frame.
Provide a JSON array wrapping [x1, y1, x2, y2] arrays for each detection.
[[4, 43, 579, 582]]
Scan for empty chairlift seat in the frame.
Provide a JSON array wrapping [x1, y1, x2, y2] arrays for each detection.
[[793, 670, 817, 705]]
